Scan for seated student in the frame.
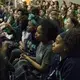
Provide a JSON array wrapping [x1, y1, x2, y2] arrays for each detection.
[[0, 41, 15, 80], [2, 8, 28, 42], [52, 28, 80, 80], [13, 19, 59, 80], [10, 19, 40, 63], [24, 19, 40, 56], [64, 17, 80, 31], [0, 41, 7, 80]]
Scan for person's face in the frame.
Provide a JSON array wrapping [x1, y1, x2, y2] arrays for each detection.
[[27, 21, 35, 32], [36, 1, 39, 5], [71, 4, 75, 10], [64, 18, 73, 30], [67, 9, 73, 17], [39, 10, 44, 17], [35, 25, 43, 41], [13, 10, 18, 20], [49, 11, 57, 20], [50, 1, 54, 6], [17, 11, 22, 18], [45, 2, 48, 6], [52, 35, 65, 53], [77, 13, 80, 19], [53, 4, 58, 10], [10, 9, 13, 15], [77, 8, 80, 14], [77, 9, 80, 18], [61, 7, 66, 14], [43, 2, 46, 6], [69, 2, 72, 7], [27, 6, 31, 12]]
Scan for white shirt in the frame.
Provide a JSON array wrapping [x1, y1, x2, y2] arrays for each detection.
[[22, 31, 30, 42]]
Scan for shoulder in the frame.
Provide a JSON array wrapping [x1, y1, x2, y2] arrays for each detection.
[[60, 57, 80, 80]]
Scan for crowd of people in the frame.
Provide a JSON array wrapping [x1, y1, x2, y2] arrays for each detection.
[[0, 0, 80, 80]]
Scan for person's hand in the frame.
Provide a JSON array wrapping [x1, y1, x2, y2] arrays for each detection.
[[5, 22, 11, 27], [1, 32, 6, 37], [19, 41, 24, 46], [14, 58, 19, 61], [19, 53, 25, 60], [19, 45, 24, 52], [19, 46, 27, 55], [21, 54, 28, 60], [0, 18, 3, 22], [19, 53, 28, 60], [19, 45, 23, 52], [19, 41, 25, 49]]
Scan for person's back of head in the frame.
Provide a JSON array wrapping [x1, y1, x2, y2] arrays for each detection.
[[40, 19, 59, 41], [70, 17, 80, 28], [31, 7, 40, 16], [63, 28, 80, 57], [20, 15, 28, 31]]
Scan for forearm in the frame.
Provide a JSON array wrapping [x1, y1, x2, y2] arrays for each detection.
[[0, 22, 5, 27], [29, 56, 36, 61], [25, 56, 42, 71], [7, 24, 14, 31]]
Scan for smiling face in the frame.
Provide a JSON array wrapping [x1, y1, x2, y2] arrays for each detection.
[[52, 35, 65, 54]]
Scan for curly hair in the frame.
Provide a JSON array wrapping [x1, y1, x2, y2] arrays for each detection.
[[40, 19, 59, 41]]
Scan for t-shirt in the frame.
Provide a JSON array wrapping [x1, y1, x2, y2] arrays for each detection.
[[25, 33, 40, 56], [36, 41, 53, 69], [14, 41, 53, 79], [22, 31, 30, 42], [12, 24, 22, 42]]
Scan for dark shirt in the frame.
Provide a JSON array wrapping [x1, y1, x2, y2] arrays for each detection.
[[57, 57, 80, 80], [25, 32, 40, 56], [0, 10, 4, 23], [12, 24, 22, 42]]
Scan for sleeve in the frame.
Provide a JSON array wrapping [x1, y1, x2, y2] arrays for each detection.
[[41, 46, 52, 70]]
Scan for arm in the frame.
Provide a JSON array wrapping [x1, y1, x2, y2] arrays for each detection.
[[19, 46, 36, 61], [22, 54, 44, 71], [5, 22, 14, 32], [0, 22, 6, 28], [22, 49, 52, 72]]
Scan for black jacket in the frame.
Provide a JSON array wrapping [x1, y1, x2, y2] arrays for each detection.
[[57, 57, 80, 80]]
